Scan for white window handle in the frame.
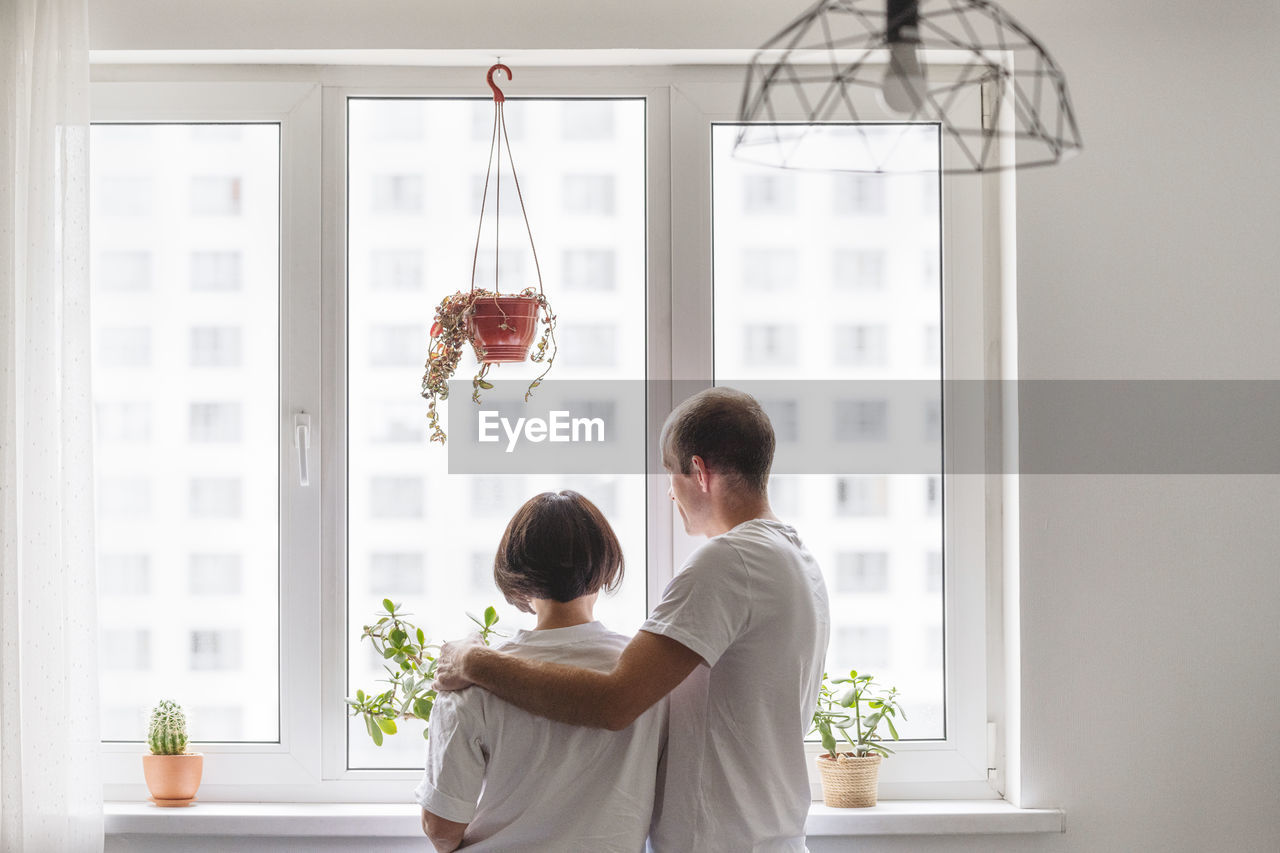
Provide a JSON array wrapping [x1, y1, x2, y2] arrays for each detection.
[[294, 413, 312, 487]]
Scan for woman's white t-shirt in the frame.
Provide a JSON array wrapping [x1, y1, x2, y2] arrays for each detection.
[[414, 621, 667, 852]]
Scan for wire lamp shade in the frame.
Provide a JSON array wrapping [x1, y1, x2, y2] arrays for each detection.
[[736, 0, 1082, 173]]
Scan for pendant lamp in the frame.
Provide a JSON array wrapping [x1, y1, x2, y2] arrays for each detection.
[[735, 0, 1082, 173]]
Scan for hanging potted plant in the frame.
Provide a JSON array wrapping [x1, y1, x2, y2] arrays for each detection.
[[141, 699, 203, 807], [420, 64, 559, 444], [811, 670, 906, 807]]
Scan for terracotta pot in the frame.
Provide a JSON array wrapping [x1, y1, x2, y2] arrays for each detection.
[[468, 295, 540, 363], [816, 752, 881, 808], [142, 753, 203, 807]]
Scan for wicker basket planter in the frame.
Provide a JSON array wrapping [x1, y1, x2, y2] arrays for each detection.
[[816, 752, 882, 808]]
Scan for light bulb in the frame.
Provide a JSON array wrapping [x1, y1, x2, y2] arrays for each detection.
[[881, 40, 926, 115]]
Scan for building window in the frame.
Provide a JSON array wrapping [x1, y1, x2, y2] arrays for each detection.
[[369, 476, 425, 519], [100, 629, 150, 670], [191, 176, 243, 216], [369, 553, 426, 595], [835, 552, 890, 594], [563, 174, 616, 215], [95, 401, 151, 442], [557, 323, 619, 368], [190, 251, 243, 291], [833, 324, 888, 367], [743, 324, 798, 367], [190, 630, 243, 671], [97, 250, 151, 292], [742, 174, 796, 214], [833, 173, 886, 215], [371, 174, 424, 213], [189, 554, 243, 595], [835, 476, 889, 517], [96, 326, 151, 368], [368, 324, 426, 367], [834, 399, 889, 442], [369, 249, 425, 291], [190, 326, 242, 367], [189, 477, 243, 518], [189, 402, 242, 443], [832, 249, 886, 291], [98, 554, 151, 596], [741, 248, 797, 291], [562, 248, 616, 291], [835, 625, 891, 670]]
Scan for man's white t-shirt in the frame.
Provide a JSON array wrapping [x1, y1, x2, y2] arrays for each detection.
[[641, 518, 830, 853], [413, 621, 666, 852]]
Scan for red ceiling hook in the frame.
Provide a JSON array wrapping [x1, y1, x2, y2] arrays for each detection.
[[487, 63, 512, 102]]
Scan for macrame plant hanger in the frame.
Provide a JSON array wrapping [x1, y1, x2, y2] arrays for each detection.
[[466, 63, 553, 370]]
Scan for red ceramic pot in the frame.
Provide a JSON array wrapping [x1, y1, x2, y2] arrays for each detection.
[[468, 295, 540, 363]]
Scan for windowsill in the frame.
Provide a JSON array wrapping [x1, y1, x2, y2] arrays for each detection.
[[104, 800, 1065, 838]]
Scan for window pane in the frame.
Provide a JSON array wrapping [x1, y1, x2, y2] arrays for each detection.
[[713, 124, 943, 739], [347, 97, 647, 769], [90, 123, 280, 743]]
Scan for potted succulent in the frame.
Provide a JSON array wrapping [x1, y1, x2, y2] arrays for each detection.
[[141, 700, 202, 807], [346, 599, 502, 744], [419, 63, 560, 444], [811, 670, 906, 807]]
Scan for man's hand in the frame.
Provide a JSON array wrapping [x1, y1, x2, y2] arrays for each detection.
[[433, 633, 486, 691]]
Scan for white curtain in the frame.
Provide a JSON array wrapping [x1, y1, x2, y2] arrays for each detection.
[[0, 0, 103, 850]]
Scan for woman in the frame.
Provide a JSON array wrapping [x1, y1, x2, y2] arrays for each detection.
[[414, 491, 666, 852]]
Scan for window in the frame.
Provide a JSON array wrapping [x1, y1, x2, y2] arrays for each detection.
[[190, 251, 243, 291], [92, 73, 1000, 800], [562, 248, 616, 291], [97, 250, 151, 292], [371, 174, 424, 213], [563, 174, 616, 215], [90, 119, 282, 757], [190, 326, 242, 367], [741, 248, 797, 291], [369, 249, 425, 291], [191, 176, 243, 216], [189, 554, 243, 595], [836, 551, 890, 594]]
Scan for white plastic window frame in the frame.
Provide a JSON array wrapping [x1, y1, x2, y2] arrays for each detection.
[[93, 80, 325, 801], [92, 62, 1009, 803]]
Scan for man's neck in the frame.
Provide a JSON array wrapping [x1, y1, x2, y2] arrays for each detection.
[[704, 498, 778, 538]]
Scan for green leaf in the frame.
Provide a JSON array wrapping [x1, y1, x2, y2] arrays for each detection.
[[376, 717, 398, 735], [382, 648, 397, 659], [390, 629, 407, 646], [416, 629, 426, 646], [383, 598, 395, 614], [478, 379, 494, 390], [413, 697, 433, 718], [484, 606, 498, 628], [885, 717, 900, 740], [820, 725, 837, 757], [356, 689, 365, 702]]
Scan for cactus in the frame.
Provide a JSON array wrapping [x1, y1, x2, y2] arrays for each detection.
[[147, 700, 189, 755]]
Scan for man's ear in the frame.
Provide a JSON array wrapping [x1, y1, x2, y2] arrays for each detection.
[[690, 455, 711, 492]]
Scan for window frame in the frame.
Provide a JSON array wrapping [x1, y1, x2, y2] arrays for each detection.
[[91, 62, 1010, 803]]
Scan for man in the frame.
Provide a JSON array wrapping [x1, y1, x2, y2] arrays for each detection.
[[435, 387, 830, 852]]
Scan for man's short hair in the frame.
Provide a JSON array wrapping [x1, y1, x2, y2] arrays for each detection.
[[493, 490, 624, 612], [660, 387, 776, 493]]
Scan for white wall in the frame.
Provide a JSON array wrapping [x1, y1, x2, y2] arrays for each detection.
[[93, 1, 1280, 851]]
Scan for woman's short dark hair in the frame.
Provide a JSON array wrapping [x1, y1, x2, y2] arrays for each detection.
[[660, 387, 776, 494], [493, 490, 624, 613]]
